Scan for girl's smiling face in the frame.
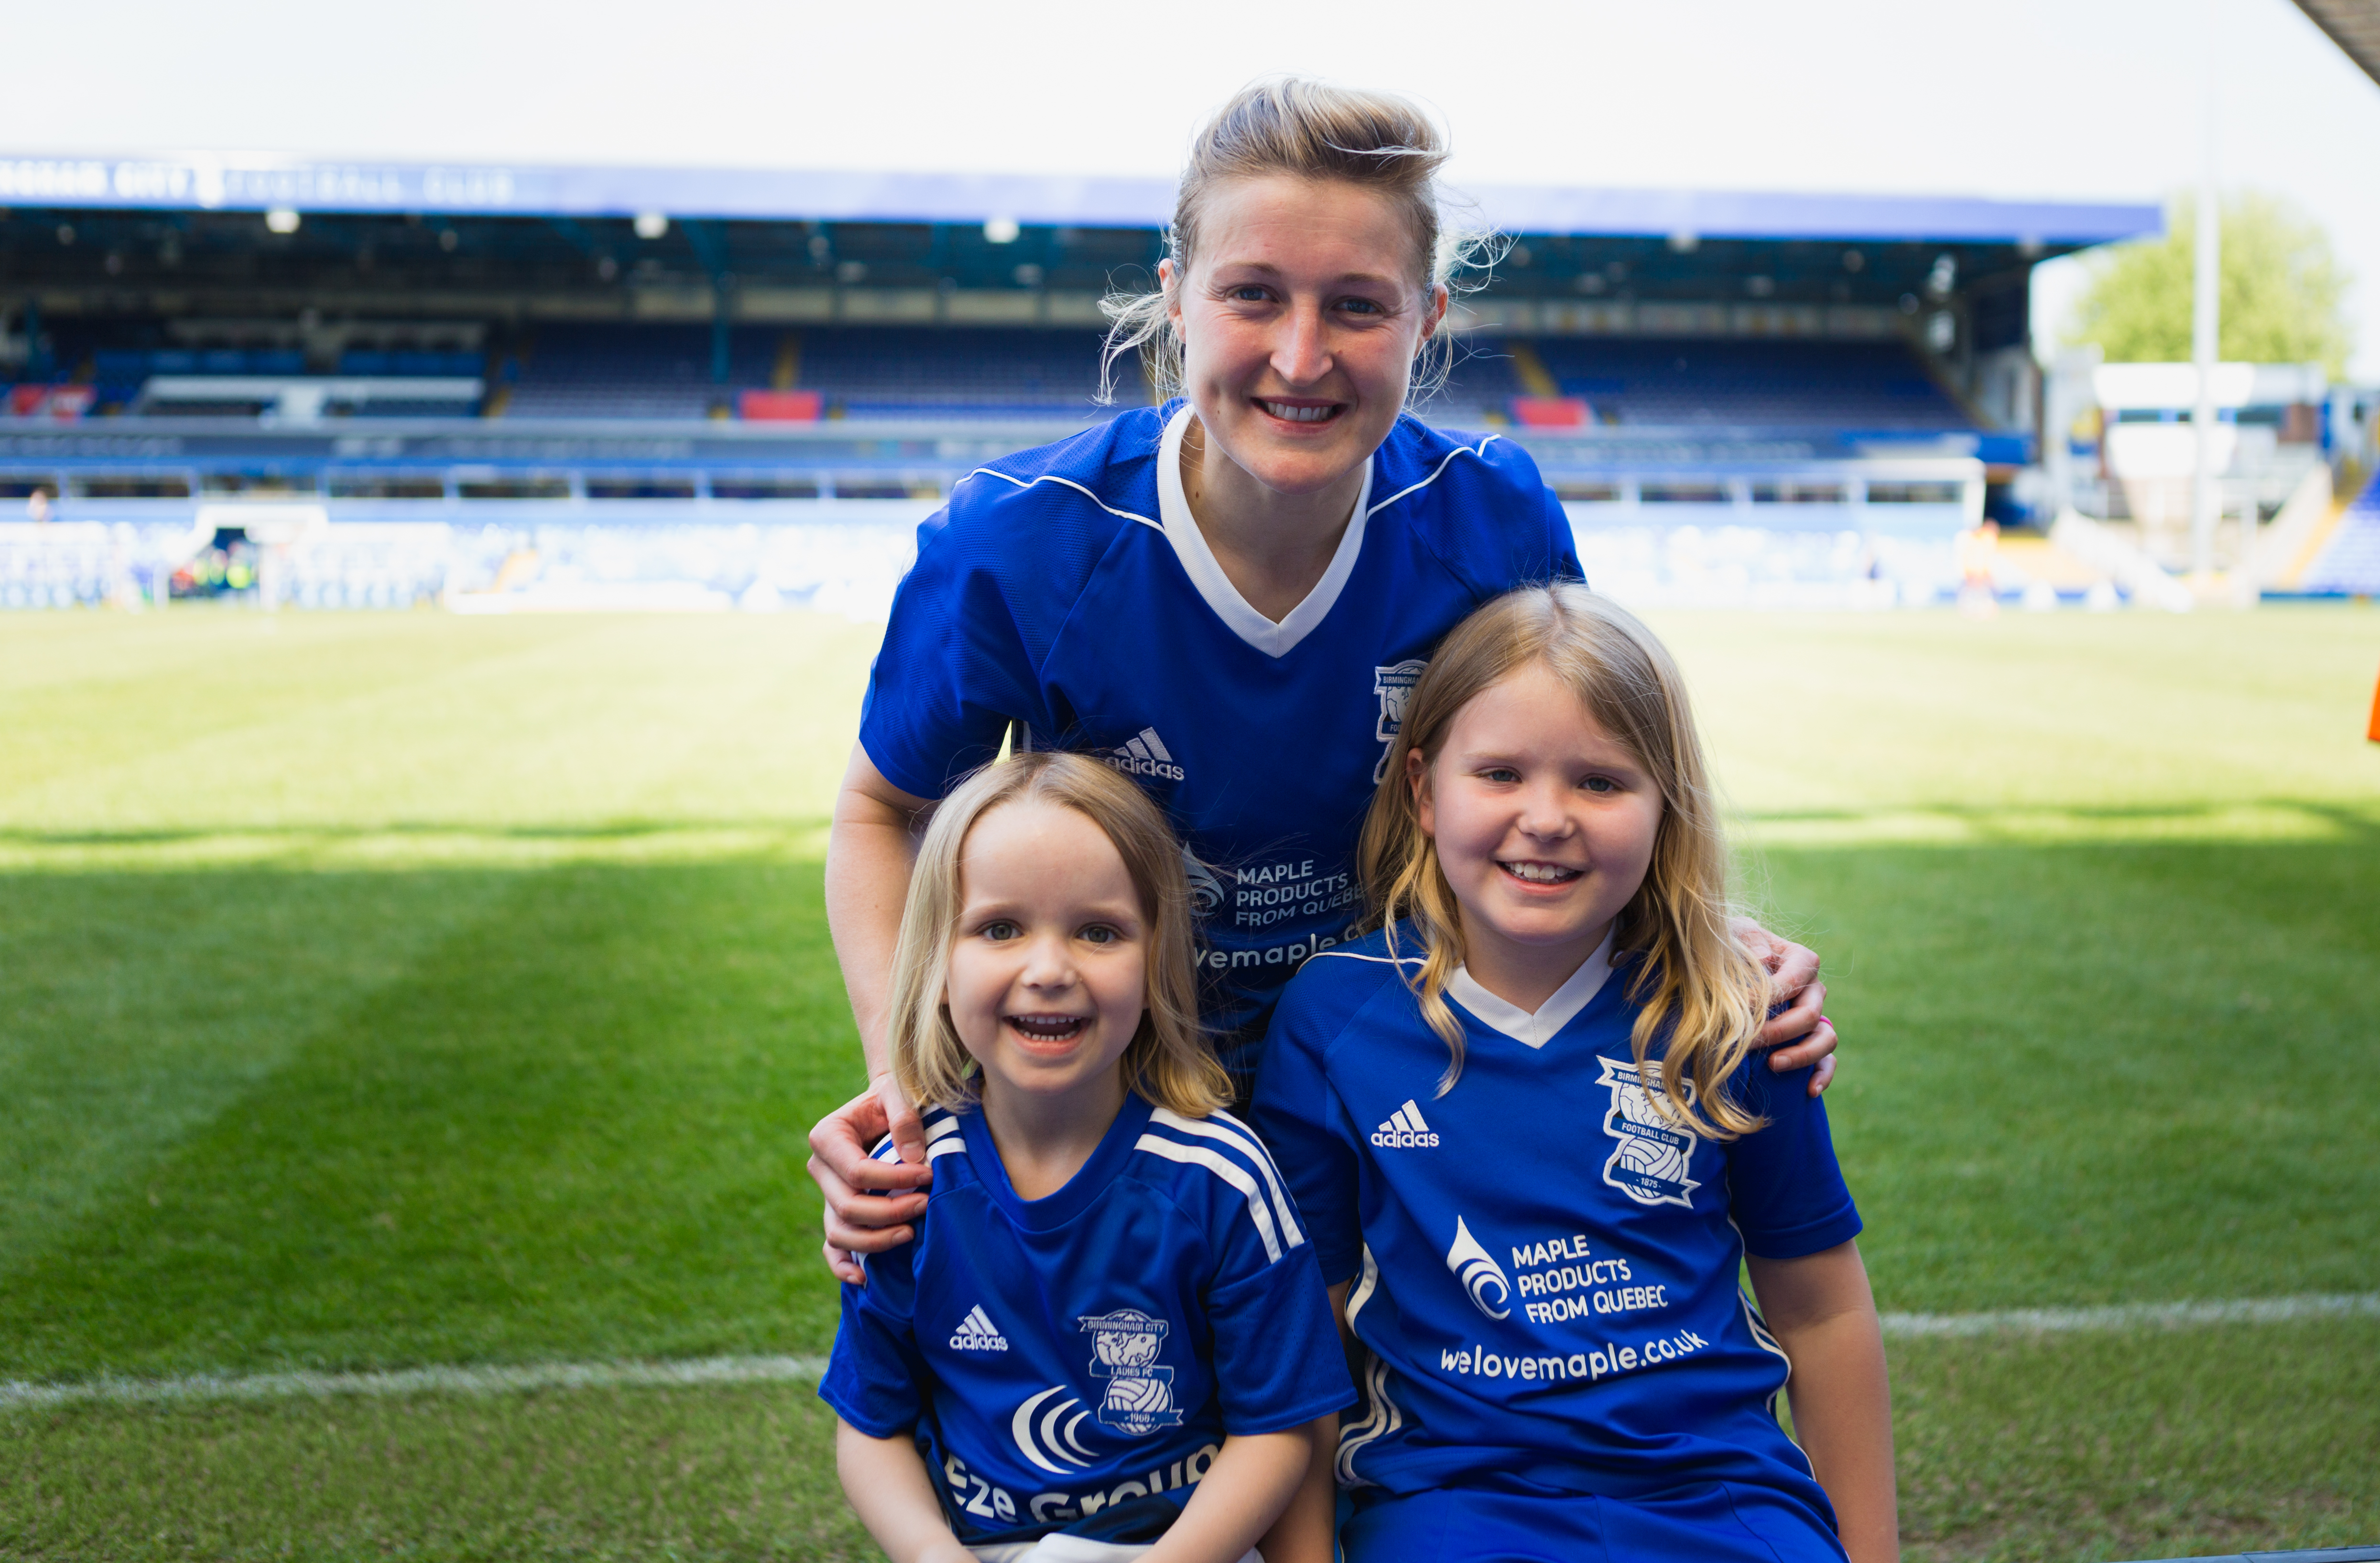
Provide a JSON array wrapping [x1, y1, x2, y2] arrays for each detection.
[[1163, 174, 1445, 499], [943, 799, 1149, 1108], [1413, 661, 1665, 988]]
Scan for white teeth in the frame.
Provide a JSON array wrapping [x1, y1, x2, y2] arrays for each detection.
[[1501, 861, 1579, 884], [1009, 1014, 1087, 1038], [1261, 401, 1334, 423]]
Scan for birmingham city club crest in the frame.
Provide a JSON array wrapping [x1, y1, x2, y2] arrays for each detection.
[[1078, 1309, 1183, 1436], [1373, 659, 1427, 782], [1597, 1057, 1701, 1208]]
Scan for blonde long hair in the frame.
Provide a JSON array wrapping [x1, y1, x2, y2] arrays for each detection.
[[1356, 585, 1770, 1137], [887, 751, 1231, 1119], [1098, 76, 1498, 407]]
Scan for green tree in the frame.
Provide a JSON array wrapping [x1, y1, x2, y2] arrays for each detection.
[[2065, 190, 2353, 376]]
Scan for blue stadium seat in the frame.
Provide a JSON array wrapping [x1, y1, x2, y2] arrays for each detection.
[[499, 323, 1138, 421], [1518, 336, 1972, 430], [2300, 468, 2380, 594]]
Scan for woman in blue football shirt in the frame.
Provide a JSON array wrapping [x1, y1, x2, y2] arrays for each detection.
[[808, 79, 1838, 1279]]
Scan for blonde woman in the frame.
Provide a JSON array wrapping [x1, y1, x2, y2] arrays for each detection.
[[1252, 585, 1895, 1563], [820, 751, 1350, 1563], [811, 78, 1838, 1278]]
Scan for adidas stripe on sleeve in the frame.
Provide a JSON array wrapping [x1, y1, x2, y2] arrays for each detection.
[[1131, 1107, 1343, 1440]]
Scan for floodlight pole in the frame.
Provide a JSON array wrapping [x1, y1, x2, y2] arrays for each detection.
[[2190, 0, 2223, 580]]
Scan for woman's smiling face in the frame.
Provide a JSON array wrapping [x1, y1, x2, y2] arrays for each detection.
[[1164, 174, 1444, 499]]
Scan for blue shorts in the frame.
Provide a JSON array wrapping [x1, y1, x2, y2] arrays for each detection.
[[1342, 1479, 1846, 1563]]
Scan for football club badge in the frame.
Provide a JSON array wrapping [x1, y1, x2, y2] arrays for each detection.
[[1373, 659, 1427, 782], [1078, 1309, 1183, 1436], [1596, 1057, 1702, 1208]]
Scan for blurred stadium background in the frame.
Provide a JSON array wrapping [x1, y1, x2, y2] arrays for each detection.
[[0, 147, 2371, 619], [3, 3, 2378, 1561]]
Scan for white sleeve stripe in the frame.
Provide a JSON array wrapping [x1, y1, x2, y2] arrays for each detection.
[[1364, 435, 1499, 519], [1148, 1109, 1304, 1249], [926, 1116, 963, 1141], [1335, 1246, 1400, 1486], [1131, 1135, 1287, 1264], [1346, 1241, 1381, 1323], [955, 468, 1163, 532], [926, 1138, 968, 1161], [1727, 1215, 1794, 1367]]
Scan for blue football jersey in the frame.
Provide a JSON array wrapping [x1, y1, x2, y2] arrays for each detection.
[[817, 1091, 1354, 1548], [1250, 930, 1863, 1512], [859, 403, 1582, 1060]]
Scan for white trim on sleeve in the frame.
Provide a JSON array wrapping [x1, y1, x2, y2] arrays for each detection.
[[1149, 1108, 1304, 1250], [1131, 1133, 1291, 1263]]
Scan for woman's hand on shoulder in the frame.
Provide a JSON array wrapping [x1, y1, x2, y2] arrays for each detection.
[[1731, 916, 1837, 1098], [807, 1074, 935, 1284]]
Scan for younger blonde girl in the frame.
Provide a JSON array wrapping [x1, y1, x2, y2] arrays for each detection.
[[821, 751, 1350, 1563]]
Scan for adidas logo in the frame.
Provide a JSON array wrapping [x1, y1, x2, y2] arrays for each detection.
[[949, 1304, 1009, 1352], [1099, 727, 1185, 784], [1370, 1099, 1440, 1149]]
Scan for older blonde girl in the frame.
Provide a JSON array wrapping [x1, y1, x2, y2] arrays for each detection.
[[1254, 585, 1896, 1563]]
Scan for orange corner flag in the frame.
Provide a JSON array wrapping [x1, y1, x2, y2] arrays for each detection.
[[2370, 667, 2380, 743]]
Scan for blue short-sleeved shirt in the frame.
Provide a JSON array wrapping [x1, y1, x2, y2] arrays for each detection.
[[818, 1092, 1354, 1548], [1250, 929, 1862, 1510], [859, 403, 1581, 1059]]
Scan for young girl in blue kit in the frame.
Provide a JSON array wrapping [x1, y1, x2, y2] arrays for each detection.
[[1252, 584, 1898, 1563], [819, 750, 1351, 1563]]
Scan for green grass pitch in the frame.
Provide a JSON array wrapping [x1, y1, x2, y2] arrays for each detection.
[[2, 605, 2377, 1562]]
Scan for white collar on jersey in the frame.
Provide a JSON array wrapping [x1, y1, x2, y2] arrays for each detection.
[[1155, 402, 1375, 660], [1445, 926, 1619, 1050]]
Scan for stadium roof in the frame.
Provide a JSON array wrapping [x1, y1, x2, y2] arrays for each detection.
[[2293, 0, 2380, 85], [0, 154, 2160, 247]]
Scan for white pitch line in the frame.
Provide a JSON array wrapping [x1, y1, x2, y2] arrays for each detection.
[[0, 1353, 828, 1411], [5, 1293, 2375, 1411], [1880, 1291, 2380, 1338]]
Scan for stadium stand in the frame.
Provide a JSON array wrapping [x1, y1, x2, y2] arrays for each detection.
[[501, 323, 770, 420], [2299, 467, 2380, 594], [1520, 336, 1973, 430], [3, 322, 1989, 439], [38, 167, 2356, 613], [499, 324, 1135, 421], [794, 326, 1132, 418]]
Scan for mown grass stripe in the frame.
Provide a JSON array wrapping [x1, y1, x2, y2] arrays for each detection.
[[0, 1353, 829, 1410], [8, 1293, 2374, 1411], [1879, 1291, 2380, 1338]]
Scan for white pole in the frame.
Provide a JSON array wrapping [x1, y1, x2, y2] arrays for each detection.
[[2189, 0, 2222, 580]]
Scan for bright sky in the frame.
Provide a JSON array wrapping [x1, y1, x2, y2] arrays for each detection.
[[4, 0, 2375, 376]]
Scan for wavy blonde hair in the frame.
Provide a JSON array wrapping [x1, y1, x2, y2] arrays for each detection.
[[1357, 585, 1770, 1137], [888, 751, 1231, 1119], [1098, 76, 1499, 407]]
